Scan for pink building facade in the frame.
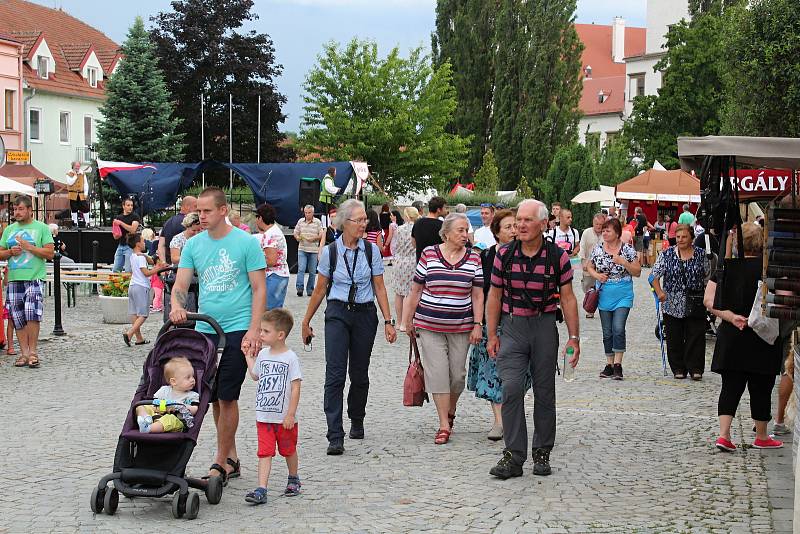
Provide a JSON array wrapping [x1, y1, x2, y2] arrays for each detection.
[[0, 35, 23, 153]]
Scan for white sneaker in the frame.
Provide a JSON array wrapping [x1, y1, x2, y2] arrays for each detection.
[[773, 423, 791, 435]]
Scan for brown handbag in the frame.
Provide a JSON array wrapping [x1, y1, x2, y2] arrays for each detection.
[[583, 283, 602, 314], [403, 335, 428, 407]]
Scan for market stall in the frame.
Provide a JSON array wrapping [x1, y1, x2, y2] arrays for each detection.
[[614, 168, 700, 224]]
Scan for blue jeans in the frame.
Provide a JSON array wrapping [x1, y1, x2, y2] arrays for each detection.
[[266, 274, 289, 310], [599, 307, 630, 355], [296, 250, 318, 293], [113, 244, 132, 272]]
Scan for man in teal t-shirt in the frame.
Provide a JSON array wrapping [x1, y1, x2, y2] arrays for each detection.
[[0, 196, 54, 369], [678, 204, 695, 225], [170, 187, 266, 483]]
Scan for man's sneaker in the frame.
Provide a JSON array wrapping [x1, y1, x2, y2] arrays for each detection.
[[284, 476, 301, 496], [532, 448, 552, 476], [599, 364, 614, 378], [244, 487, 268, 504], [753, 437, 784, 449], [772, 423, 791, 435], [489, 449, 523, 479], [349, 420, 365, 439], [612, 363, 623, 380], [715, 437, 737, 452], [326, 441, 345, 455]]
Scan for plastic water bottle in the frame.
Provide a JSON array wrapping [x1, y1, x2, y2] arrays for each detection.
[[563, 347, 576, 382]]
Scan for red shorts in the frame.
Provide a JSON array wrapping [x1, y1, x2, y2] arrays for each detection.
[[256, 422, 298, 458]]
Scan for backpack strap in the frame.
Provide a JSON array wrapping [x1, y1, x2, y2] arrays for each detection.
[[325, 241, 338, 297]]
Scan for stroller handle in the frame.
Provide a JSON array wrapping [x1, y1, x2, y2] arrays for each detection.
[[158, 313, 226, 348]]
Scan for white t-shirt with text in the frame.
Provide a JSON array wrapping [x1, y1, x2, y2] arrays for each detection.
[[548, 226, 579, 255], [254, 348, 302, 424]]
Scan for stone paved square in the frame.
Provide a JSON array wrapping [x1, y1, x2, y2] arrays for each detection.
[[0, 272, 793, 533]]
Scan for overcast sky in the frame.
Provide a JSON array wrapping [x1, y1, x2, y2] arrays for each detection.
[[32, 0, 646, 132]]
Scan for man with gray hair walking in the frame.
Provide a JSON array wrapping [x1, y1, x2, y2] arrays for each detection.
[[486, 199, 581, 478], [293, 204, 325, 296]]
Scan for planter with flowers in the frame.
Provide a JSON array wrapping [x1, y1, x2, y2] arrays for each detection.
[[99, 273, 131, 324]]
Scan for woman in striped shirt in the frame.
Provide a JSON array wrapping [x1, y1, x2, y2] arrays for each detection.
[[402, 213, 484, 445], [364, 210, 384, 250]]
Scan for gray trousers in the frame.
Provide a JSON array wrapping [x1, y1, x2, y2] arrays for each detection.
[[497, 312, 559, 465]]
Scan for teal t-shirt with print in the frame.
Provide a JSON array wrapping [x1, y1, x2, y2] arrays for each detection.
[[178, 227, 266, 334], [0, 220, 54, 281]]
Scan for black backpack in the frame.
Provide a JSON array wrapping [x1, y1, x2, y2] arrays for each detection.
[[325, 239, 375, 297]]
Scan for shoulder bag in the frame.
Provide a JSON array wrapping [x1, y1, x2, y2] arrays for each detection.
[[583, 282, 602, 314], [403, 335, 428, 407]]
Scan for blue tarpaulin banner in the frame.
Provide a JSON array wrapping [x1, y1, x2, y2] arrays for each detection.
[[100, 160, 360, 226]]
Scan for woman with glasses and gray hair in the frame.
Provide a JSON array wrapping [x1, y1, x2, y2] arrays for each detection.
[[301, 199, 397, 456], [402, 212, 484, 445]]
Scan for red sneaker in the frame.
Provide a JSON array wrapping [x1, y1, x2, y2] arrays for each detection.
[[715, 437, 736, 452], [752, 437, 783, 449]]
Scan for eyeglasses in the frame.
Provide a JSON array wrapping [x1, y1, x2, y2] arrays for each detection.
[[347, 218, 368, 225]]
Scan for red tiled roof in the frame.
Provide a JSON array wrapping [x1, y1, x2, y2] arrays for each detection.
[[575, 23, 646, 115], [0, 0, 119, 100], [0, 31, 22, 45]]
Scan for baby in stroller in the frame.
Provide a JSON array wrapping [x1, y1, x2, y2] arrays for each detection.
[[136, 356, 199, 433]]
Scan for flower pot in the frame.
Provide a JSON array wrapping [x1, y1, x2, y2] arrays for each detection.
[[99, 295, 130, 324]]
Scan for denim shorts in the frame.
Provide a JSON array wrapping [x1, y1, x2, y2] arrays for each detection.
[[267, 274, 289, 310]]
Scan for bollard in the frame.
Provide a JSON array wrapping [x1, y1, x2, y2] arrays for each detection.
[[91, 240, 99, 295], [52, 252, 66, 336]]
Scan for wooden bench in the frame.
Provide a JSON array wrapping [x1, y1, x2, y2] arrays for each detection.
[[44, 268, 116, 307]]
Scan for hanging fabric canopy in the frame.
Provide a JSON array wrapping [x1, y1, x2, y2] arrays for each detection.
[[98, 160, 203, 214], [615, 169, 700, 203]]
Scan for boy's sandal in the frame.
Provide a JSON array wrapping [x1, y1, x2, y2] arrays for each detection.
[[134, 340, 151, 345], [202, 463, 228, 487], [7, 348, 16, 356], [13, 355, 27, 367], [226, 457, 241, 479], [434, 429, 451, 445], [27, 353, 39, 368]]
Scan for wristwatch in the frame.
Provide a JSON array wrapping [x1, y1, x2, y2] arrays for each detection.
[[569, 335, 581, 342], [385, 319, 395, 326], [473, 321, 484, 326]]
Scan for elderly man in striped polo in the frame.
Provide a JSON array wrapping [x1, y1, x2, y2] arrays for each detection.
[[486, 199, 581, 478]]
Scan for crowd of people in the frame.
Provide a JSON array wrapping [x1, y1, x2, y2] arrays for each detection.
[[8, 186, 793, 502]]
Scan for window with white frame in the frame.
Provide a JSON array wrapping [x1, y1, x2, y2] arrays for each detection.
[[87, 67, 98, 88], [29, 108, 41, 141], [629, 74, 645, 100], [59, 111, 71, 144], [4, 90, 14, 130], [37, 56, 49, 79], [84, 115, 93, 146]]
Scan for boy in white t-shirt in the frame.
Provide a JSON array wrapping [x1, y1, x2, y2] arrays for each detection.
[[244, 308, 302, 505], [123, 233, 161, 346]]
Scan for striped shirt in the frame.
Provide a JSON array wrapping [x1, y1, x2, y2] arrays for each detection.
[[413, 245, 483, 333], [490, 241, 573, 316]]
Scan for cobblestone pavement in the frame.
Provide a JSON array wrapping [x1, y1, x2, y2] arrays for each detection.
[[0, 272, 794, 533]]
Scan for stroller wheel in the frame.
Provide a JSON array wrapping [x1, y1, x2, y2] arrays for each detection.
[[185, 492, 200, 520], [90, 486, 105, 514], [172, 492, 186, 519], [205, 475, 223, 505], [103, 488, 119, 515]]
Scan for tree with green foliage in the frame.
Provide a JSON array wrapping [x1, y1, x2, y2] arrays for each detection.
[[432, 0, 495, 181], [516, 176, 534, 200], [97, 17, 184, 161], [721, 0, 800, 137], [473, 149, 499, 194], [623, 3, 737, 168], [493, 0, 583, 190], [544, 144, 598, 229], [150, 0, 289, 166], [594, 137, 638, 187], [300, 39, 470, 195]]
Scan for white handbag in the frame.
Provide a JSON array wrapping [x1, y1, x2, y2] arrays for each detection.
[[748, 280, 779, 344]]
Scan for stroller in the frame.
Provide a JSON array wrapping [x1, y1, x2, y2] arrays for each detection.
[[90, 314, 225, 520], [160, 265, 199, 324]]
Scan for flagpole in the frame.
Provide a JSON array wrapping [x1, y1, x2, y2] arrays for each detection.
[[229, 93, 233, 190], [257, 94, 261, 164], [200, 93, 205, 189]]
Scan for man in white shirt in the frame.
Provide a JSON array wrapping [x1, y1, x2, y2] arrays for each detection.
[[547, 208, 580, 258], [579, 212, 606, 318], [473, 203, 496, 248]]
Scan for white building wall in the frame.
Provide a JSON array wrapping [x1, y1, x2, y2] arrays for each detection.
[[24, 89, 101, 180], [645, 0, 691, 55], [624, 55, 661, 116], [578, 113, 624, 149]]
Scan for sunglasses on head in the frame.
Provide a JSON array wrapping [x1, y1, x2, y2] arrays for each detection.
[[480, 203, 494, 208]]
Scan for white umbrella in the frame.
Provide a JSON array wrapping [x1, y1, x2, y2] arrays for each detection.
[[571, 189, 615, 204], [0, 175, 37, 195]]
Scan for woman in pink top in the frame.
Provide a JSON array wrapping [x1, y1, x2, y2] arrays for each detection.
[[364, 210, 384, 249], [666, 214, 678, 246]]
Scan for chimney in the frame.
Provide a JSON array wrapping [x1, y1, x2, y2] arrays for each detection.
[[612, 16, 626, 64]]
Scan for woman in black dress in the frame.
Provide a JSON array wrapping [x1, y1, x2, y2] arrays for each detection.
[[704, 222, 784, 452]]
